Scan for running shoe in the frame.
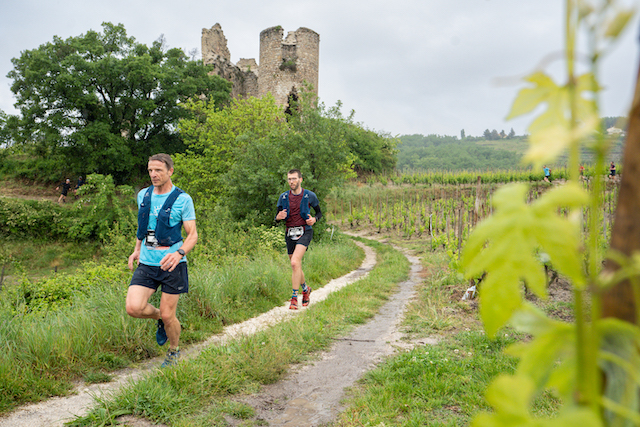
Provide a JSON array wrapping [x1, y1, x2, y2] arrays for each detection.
[[302, 287, 312, 306], [289, 296, 298, 310], [161, 348, 180, 368], [156, 319, 168, 346]]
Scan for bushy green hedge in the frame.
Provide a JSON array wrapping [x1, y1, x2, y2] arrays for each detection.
[[0, 174, 136, 242], [5, 263, 128, 315], [0, 198, 70, 239]]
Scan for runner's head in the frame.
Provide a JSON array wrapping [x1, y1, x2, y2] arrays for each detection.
[[149, 153, 174, 171], [287, 169, 302, 192], [148, 154, 174, 188]]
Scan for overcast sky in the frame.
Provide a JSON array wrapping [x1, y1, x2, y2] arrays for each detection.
[[1, 0, 638, 138]]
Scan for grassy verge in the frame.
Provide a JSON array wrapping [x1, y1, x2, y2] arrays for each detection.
[[68, 238, 410, 426], [334, 238, 560, 426], [0, 238, 100, 282], [0, 236, 362, 414]]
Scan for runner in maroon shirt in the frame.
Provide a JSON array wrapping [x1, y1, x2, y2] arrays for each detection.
[[275, 169, 322, 309]]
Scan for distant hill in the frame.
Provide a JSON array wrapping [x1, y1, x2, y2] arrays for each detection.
[[397, 134, 625, 172], [397, 134, 526, 171]]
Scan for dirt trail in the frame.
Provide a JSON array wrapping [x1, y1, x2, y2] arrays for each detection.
[[0, 241, 379, 427]]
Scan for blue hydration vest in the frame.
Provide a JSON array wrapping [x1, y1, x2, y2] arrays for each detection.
[[276, 188, 319, 231], [136, 186, 185, 246]]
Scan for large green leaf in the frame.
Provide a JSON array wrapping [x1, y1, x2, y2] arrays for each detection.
[[462, 183, 587, 337], [473, 373, 603, 427], [506, 70, 599, 166], [507, 303, 576, 390]]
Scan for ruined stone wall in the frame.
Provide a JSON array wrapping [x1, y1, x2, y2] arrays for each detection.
[[201, 24, 258, 99], [201, 24, 230, 63], [201, 24, 319, 108]]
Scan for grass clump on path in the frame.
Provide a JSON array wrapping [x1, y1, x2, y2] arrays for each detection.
[[68, 239, 410, 426]]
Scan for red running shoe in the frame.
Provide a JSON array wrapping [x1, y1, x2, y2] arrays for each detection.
[[302, 287, 312, 306], [289, 296, 298, 310]]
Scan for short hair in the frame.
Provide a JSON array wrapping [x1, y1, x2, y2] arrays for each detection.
[[149, 153, 173, 170], [288, 169, 302, 178]]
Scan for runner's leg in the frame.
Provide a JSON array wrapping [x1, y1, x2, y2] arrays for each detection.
[[290, 244, 307, 291], [126, 285, 160, 319], [159, 293, 181, 349]]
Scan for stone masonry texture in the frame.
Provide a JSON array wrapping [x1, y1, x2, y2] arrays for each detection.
[[201, 24, 319, 108]]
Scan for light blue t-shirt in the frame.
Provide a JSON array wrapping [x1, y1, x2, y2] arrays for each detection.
[[137, 185, 196, 266]]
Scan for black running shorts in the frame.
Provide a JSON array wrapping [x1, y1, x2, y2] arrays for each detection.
[[129, 262, 189, 295], [285, 228, 313, 255]]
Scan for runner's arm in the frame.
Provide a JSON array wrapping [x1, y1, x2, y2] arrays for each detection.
[[160, 219, 198, 272], [128, 239, 142, 271], [306, 204, 322, 226]]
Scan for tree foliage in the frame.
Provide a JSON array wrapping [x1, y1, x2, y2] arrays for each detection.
[[174, 91, 378, 225], [0, 174, 134, 242], [4, 22, 231, 183], [174, 95, 288, 208], [601, 116, 627, 130]]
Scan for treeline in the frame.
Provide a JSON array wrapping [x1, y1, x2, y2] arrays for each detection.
[[602, 116, 627, 130], [0, 23, 397, 195], [396, 134, 523, 171]]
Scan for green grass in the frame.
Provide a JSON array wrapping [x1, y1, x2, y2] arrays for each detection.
[[334, 332, 523, 426], [67, 239, 410, 426], [0, 237, 363, 414], [0, 238, 100, 282], [333, 237, 561, 427]]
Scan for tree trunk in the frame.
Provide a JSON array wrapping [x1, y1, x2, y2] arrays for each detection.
[[601, 61, 640, 324]]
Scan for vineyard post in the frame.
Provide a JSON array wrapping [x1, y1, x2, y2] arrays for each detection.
[[474, 175, 482, 225], [429, 213, 433, 239], [457, 205, 463, 259]]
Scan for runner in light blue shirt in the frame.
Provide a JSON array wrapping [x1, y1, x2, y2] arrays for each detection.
[[126, 153, 198, 368]]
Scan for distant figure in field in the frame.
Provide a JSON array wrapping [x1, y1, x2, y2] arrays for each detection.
[[74, 176, 84, 199], [56, 178, 72, 203], [543, 166, 551, 183], [579, 164, 585, 180], [608, 161, 616, 180]]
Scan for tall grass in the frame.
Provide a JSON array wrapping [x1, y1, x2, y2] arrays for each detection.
[[0, 237, 363, 414]]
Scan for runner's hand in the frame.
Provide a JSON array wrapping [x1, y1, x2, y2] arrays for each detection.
[[128, 251, 140, 271], [160, 252, 182, 272]]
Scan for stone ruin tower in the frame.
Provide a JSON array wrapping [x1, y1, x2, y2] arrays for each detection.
[[201, 24, 319, 109], [258, 26, 320, 107]]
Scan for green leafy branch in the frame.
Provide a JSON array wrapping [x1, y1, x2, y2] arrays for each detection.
[[461, 1, 639, 425]]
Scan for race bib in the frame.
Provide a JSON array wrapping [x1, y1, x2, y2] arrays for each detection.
[[287, 226, 304, 241], [145, 230, 159, 248]]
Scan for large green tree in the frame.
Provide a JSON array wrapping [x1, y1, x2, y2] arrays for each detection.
[[174, 94, 288, 206], [5, 22, 231, 183], [174, 91, 361, 225]]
